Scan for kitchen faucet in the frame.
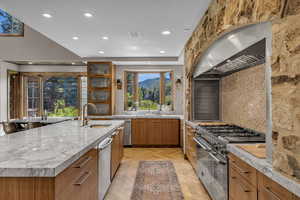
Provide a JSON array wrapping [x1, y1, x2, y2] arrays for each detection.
[[81, 103, 97, 127]]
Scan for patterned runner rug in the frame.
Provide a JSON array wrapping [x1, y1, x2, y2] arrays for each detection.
[[131, 161, 184, 200]]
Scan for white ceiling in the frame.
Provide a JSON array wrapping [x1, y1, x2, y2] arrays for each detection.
[[0, 0, 211, 58]]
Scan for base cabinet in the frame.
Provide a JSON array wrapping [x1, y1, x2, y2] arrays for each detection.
[[185, 124, 197, 171], [0, 149, 98, 200], [111, 127, 124, 179], [229, 153, 299, 200], [132, 119, 180, 146]]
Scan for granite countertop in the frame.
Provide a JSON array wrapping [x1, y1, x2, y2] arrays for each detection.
[[88, 114, 183, 119], [185, 120, 200, 129], [227, 144, 300, 197], [0, 120, 124, 177], [10, 117, 73, 124]]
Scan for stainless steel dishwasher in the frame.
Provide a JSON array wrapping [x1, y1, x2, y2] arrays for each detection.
[[98, 137, 113, 200]]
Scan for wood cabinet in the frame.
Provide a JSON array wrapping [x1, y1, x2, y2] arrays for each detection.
[[111, 127, 124, 179], [87, 62, 115, 116], [132, 119, 180, 146], [0, 149, 98, 200], [229, 153, 299, 200], [185, 124, 197, 171]]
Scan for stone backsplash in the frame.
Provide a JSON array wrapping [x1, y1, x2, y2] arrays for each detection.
[[271, 13, 300, 181], [221, 64, 267, 133]]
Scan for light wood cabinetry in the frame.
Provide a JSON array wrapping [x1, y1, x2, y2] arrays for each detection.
[[0, 149, 98, 200], [185, 124, 197, 171], [131, 119, 180, 146], [229, 153, 299, 200], [111, 127, 124, 180]]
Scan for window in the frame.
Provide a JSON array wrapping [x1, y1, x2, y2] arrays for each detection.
[[43, 77, 79, 117], [24, 75, 81, 117], [27, 77, 40, 117], [125, 71, 173, 111], [0, 9, 24, 36]]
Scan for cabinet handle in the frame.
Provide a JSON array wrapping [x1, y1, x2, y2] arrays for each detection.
[[265, 187, 281, 200], [74, 156, 92, 168], [74, 171, 91, 186], [232, 162, 250, 174], [231, 176, 251, 193]]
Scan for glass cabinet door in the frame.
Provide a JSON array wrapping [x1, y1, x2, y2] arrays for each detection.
[[88, 63, 111, 75], [89, 77, 111, 88], [88, 103, 110, 115], [89, 90, 110, 102]]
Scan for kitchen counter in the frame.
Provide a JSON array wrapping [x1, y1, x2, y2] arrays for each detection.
[[227, 144, 300, 197], [0, 120, 124, 177], [88, 114, 183, 119]]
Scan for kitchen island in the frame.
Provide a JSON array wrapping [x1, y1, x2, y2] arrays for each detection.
[[0, 120, 124, 200]]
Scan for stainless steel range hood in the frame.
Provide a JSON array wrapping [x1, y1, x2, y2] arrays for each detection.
[[193, 22, 272, 78]]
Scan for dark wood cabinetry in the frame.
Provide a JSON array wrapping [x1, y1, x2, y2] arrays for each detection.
[[0, 149, 98, 200], [132, 119, 180, 146], [185, 124, 197, 171], [229, 153, 299, 200], [111, 127, 124, 179]]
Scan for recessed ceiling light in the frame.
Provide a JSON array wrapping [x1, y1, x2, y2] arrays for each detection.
[[72, 36, 79, 40], [161, 30, 171, 35], [28, 62, 33, 64], [42, 13, 52, 18], [84, 13, 93, 18], [98, 51, 105, 54], [160, 50, 166, 54], [102, 36, 109, 40]]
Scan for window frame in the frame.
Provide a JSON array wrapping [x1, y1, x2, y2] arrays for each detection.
[[21, 72, 85, 117], [124, 71, 174, 111]]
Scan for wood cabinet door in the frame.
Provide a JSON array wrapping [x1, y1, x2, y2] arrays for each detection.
[[119, 127, 124, 160], [162, 119, 179, 145], [147, 119, 162, 145], [229, 167, 257, 200], [132, 119, 147, 145], [111, 131, 120, 179]]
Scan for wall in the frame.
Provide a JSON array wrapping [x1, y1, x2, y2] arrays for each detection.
[[0, 25, 80, 61], [115, 65, 184, 115], [221, 64, 267, 133], [0, 61, 19, 121], [184, 0, 300, 181]]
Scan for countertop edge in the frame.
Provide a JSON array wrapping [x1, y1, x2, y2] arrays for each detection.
[[87, 115, 184, 119], [227, 144, 300, 197]]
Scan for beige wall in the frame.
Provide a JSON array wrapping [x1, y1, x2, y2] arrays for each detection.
[[221, 64, 267, 133], [0, 25, 80, 61]]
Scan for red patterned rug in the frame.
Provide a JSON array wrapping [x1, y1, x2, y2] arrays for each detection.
[[131, 161, 184, 200]]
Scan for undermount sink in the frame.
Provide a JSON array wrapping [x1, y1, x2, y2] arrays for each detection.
[[89, 124, 111, 128]]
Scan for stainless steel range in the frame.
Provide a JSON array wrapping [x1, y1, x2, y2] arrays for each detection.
[[193, 123, 265, 200]]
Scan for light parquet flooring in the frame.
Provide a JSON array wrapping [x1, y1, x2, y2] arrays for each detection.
[[105, 148, 211, 200]]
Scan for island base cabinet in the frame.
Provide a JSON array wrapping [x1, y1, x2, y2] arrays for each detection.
[[111, 127, 124, 180], [0, 149, 98, 200]]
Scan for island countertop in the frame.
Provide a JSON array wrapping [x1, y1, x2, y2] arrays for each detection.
[[0, 120, 124, 177]]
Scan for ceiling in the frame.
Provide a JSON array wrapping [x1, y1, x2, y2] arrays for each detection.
[[0, 0, 211, 58]]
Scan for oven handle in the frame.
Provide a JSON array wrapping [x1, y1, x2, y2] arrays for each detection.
[[208, 152, 226, 164], [193, 137, 211, 151]]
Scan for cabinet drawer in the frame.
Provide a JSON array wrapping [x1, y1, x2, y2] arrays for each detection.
[[55, 149, 98, 199], [229, 153, 257, 186], [229, 167, 257, 200], [258, 172, 293, 200]]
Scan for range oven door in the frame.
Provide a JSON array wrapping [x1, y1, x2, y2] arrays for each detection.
[[194, 137, 228, 200]]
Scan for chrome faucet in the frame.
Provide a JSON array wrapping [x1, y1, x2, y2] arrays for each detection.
[[81, 103, 97, 127]]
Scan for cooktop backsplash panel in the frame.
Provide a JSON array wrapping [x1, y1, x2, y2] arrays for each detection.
[[221, 64, 267, 133]]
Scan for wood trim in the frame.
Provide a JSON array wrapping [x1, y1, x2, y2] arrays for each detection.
[[20, 72, 87, 77]]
